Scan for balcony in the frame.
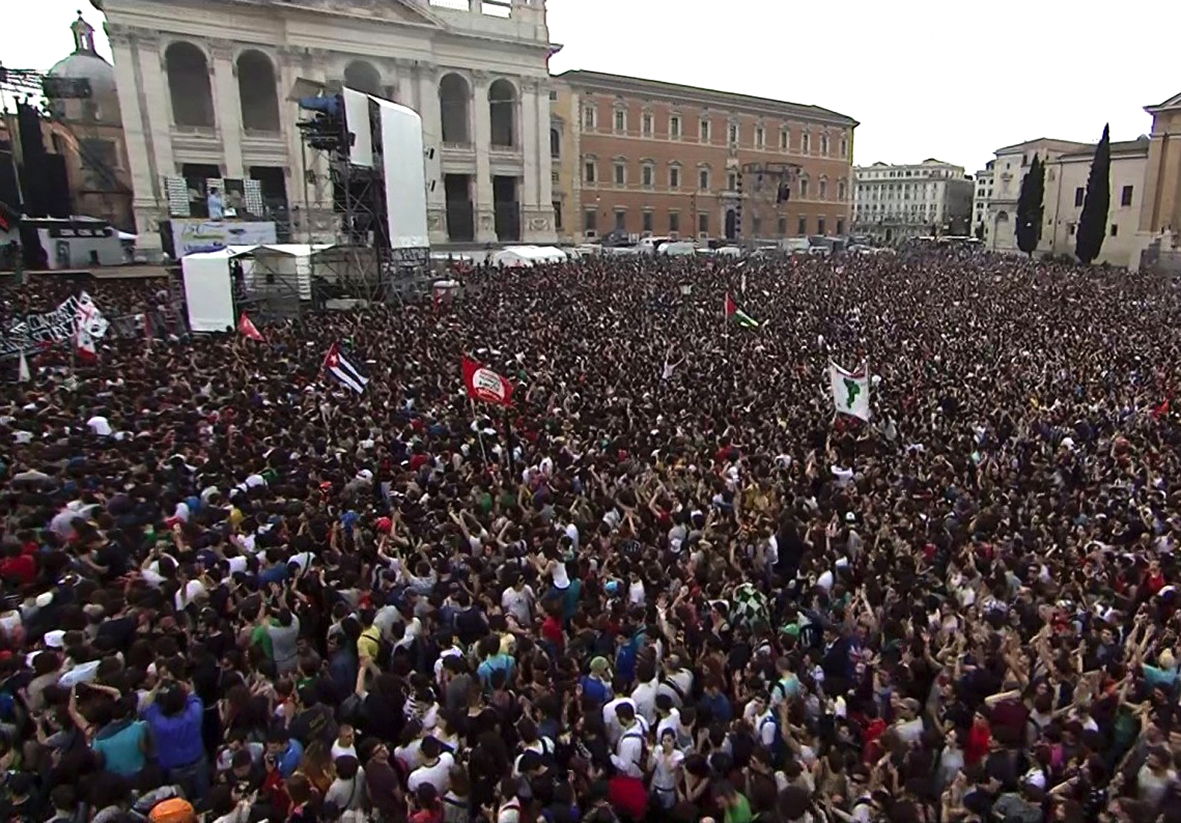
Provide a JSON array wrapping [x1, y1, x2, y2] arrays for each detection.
[[440, 141, 476, 167], [241, 129, 286, 162], [170, 124, 221, 156]]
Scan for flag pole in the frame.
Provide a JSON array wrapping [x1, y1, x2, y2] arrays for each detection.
[[502, 407, 514, 471], [470, 397, 490, 466]]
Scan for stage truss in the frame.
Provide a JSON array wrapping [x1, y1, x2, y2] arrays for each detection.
[[730, 160, 801, 244], [294, 91, 432, 310]]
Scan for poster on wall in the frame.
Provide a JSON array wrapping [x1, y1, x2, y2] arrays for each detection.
[[170, 219, 277, 257]]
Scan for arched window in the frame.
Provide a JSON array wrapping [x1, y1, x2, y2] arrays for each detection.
[[344, 60, 381, 96], [550, 127, 560, 158], [489, 78, 516, 148], [439, 73, 470, 144], [165, 42, 214, 128], [237, 50, 280, 132]]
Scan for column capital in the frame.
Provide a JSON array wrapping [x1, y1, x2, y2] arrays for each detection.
[[208, 38, 235, 62], [105, 22, 131, 47], [126, 25, 160, 47]]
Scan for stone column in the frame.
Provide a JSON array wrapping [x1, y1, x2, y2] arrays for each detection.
[[413, 61, 447, 244], [396, 58, 416, 109], [471, 70, 495, 243], [210, 40, 244, 178], [108, 25, 164, 256], [137, 29, 175, 179], [521, 77, 555, 243]]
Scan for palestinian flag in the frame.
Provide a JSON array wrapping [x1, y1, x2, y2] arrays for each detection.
[[725, 293, 758, 328]]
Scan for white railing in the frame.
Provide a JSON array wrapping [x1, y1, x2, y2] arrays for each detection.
[[428, 0, 512, 14]]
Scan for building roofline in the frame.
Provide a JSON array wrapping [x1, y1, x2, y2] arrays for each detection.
[[853, 159, 964, 170], [552, 69, 858, 128], [1056, 138, 1150, 160], [1145, 91, 1181, 114], [993, 137, 1093, 154]]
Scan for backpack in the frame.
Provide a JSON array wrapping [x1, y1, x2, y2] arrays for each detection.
[[659, 676, 687, 706], [620, 729, 650, 780], [758, 712, 786, 768]]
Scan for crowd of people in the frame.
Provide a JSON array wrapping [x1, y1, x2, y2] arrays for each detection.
[[1, 247, 1180, 823]]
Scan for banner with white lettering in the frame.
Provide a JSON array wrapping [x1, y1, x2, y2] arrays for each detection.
[[0, 292, 108, 357]]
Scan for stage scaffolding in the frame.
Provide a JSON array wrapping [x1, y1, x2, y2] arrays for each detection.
[[730, 160, 801, 245], [292, 86, 433, 311]]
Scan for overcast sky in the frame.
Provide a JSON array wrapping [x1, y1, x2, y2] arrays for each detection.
[[5, 0, 1176, 172]]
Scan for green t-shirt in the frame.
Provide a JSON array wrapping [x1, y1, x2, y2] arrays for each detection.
[[251, 624, 274, 660], [725, 794, 753, 823]]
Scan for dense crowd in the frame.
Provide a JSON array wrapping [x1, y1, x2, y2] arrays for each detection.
[[1, 248, 1180, 823]]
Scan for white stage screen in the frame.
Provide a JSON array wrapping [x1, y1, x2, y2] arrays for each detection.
[[182, 253, 236, 333], [372, 98, 429, 254], [343, 87, 373, 168]]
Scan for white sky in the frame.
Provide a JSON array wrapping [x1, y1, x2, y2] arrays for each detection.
[[4, 0, 1177, 172]]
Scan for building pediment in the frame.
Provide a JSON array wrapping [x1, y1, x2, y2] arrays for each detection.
[[1146, 91, 1181, 114], [102, 0, 448, 29], [303, 0, 446, 27]]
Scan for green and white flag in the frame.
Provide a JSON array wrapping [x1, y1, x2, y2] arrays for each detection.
[[829, 361, 870, 421]]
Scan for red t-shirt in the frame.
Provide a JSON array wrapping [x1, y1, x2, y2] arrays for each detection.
[[966, 722, 991, 766], [608, 775, 648, 820], [541, 614, 564, 652], [0, 554, 36, 586]]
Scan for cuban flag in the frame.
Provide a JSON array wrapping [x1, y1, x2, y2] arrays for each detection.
[[322, 342, 369, 394]]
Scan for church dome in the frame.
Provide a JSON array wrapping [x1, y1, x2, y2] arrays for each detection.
[[46, 12, 117, 102]]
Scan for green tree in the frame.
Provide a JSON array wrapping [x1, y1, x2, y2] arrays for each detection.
[[1015, 154, 1045, 256], [1076, 124, 1111, 265]]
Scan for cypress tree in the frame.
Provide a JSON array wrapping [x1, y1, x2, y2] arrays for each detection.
[[1076, 124, 1111, 265], [1016, 154, 1045, 256]]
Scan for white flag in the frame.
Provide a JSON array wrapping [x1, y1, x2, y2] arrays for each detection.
[[830, 361, 871, 421], [17, 351, 30, 383]]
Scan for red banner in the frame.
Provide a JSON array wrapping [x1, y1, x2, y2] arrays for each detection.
[[462, 356, 514, 406]]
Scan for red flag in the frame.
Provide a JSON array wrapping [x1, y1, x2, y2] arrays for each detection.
[[1153, 399, 1170, 419], [725, 293, 737, 319], [462, 356, 514, 406], [322, 342, 341, 371], [238, 312, 264, 342]]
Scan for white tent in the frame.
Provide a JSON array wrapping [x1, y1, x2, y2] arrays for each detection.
[[490, 245, 568, 267], [181, 244, 335, 330], [248, 244, 335, 300]]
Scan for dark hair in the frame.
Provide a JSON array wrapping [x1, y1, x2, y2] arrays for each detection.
[[335, 754, 359, 780]]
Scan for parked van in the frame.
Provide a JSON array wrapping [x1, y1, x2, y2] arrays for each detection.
[[637, 236, 672, 256], [659, 241, 697, 257]]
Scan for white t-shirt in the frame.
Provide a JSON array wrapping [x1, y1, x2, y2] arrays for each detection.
[[407, 752, 455, 793], [628, 579, 646, 606], [501, 586, 534, 624], [649, 747, 685, 791], [87, 416, 112, 436], [175, 579, 207, 610]]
